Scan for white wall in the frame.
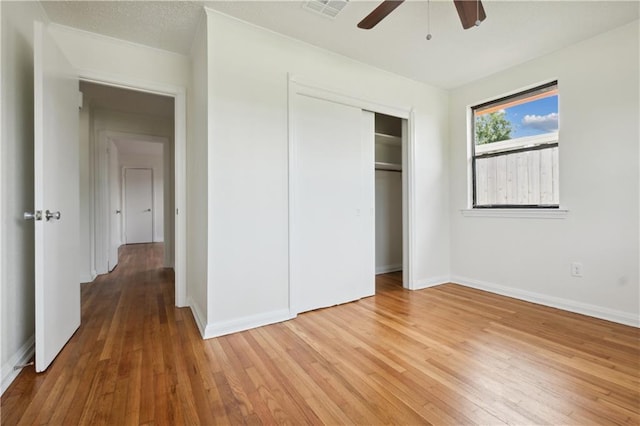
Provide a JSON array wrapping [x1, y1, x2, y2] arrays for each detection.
[[108, 141, 121, 261], [449, 21, 640, 326], [203, 9, 450, 334], [0, 0, 47, 393], [186, 12, 209, 333], [375, 171, 403, 274], [374, 128, 403, 274], [49, 24, 188, 89], [119, 149, 165, 243], [78, 100, 93, 282]]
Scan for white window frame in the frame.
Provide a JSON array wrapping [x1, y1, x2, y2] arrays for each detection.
[[468, 81, 564, 213]]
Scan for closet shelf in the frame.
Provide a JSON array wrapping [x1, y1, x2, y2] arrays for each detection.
[[375, 132, 401, 146], [375, 161, 402, 172]]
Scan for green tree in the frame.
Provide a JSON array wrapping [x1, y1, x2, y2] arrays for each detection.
[[475, 112, 512, 145]]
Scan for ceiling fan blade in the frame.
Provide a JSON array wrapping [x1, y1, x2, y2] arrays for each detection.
[[357, 0, 405, 30], [453, 0, 487, 30]]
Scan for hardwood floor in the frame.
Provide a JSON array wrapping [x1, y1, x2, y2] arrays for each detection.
[[2, 243, 639, 425]]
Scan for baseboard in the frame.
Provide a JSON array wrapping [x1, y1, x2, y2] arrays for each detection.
[[1, 336, 35, 395], [188, 297, 208, 338], [410, 276, 451, 290], [452, 275, 640, 328], [80, 270, 97, 283], [202, 309, 294, 340], [375, 264, 403, 275]]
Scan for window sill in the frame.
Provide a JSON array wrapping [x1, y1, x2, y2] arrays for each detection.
[[461, 208, 569, 219]]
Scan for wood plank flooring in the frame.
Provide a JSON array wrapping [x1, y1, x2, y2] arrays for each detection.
[[2, 243, 639, 425]]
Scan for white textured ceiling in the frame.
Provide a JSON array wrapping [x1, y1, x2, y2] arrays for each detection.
[[42, 1, 204, 54], [42, 1, 639, 89]]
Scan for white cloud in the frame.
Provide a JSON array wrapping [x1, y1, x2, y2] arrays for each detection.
[[522, 112, 558, 132]]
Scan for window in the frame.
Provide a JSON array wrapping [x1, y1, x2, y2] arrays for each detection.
[[471, 81, 559, 208]]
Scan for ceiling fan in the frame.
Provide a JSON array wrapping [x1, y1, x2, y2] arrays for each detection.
[[357, 0, 486, 30]]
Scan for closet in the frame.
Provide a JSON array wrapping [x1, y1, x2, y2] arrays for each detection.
[[374, 113, 403, 275], [290, 90, 406, 314]]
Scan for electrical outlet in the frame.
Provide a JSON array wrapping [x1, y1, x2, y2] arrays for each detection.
[[571, 262, 583, 277]]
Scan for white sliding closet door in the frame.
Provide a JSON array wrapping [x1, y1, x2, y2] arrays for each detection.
[[291, 94, 375, 315]]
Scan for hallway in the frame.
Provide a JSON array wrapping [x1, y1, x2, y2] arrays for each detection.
[[2, 244, 180, 424]]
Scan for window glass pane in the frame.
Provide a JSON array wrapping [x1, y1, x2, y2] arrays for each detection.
[[474, 85, 558, 146], [474, 146, 559, 206]]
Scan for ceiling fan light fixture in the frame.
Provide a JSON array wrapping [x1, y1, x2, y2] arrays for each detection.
[[358, 0, 486, 32], [453, 0, 486, 30], [474, 0, 482, 27], [426, 0, 433, 41]]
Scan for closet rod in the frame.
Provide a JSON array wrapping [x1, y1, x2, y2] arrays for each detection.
[[374, 161, 402, 172]]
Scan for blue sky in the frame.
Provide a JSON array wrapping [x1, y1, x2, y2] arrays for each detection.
[[503, 95, 559, 138]]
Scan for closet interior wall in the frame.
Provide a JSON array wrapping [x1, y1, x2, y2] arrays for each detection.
[[374, 113, 403, 276]]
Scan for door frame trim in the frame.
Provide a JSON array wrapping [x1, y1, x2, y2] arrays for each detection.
[[79, 71, 187, 308], [287, 75, 417, 317]]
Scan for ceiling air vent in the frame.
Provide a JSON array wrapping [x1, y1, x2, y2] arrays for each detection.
[[303, 0, 349, 19]]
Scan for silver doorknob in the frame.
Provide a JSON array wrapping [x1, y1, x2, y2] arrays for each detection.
[[115, 210, 121, 214], [45, 210, 61, 221], [145, 209, 151, 212], [24, 211, 42, 221]]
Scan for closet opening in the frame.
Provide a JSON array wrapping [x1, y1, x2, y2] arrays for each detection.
[[374, 113, 404, 290]]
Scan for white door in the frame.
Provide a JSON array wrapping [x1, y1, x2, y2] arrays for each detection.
[[108, 141, 121, 270], [124, 168, 153, 244], [291, 94, 375, 314], [32, 21, 80, 373]]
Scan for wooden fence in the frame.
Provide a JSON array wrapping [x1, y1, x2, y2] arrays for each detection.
[[475, 145, 559, 206]]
